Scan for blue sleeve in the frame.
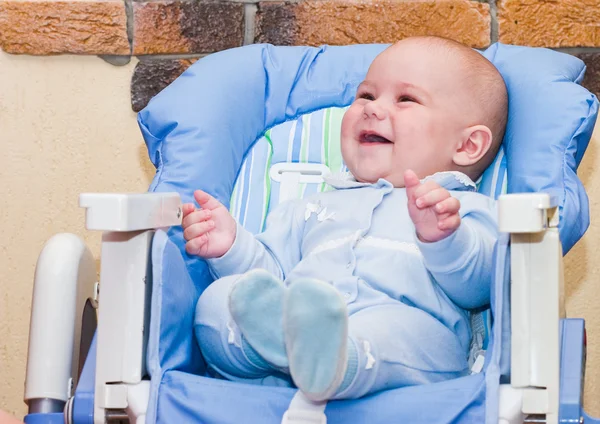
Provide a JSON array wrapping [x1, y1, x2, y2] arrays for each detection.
[[206, 199, 306, 280], [415, 193, 498, 310]]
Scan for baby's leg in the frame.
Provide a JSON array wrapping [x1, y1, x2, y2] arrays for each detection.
[[194, 273, 292, 386], [284, 278, 350, 401], [335, 303, 469, 399], [229, 269, 288, 368]]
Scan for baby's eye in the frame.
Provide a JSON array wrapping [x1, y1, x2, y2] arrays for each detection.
[[358, 92, 375, 101], [398, 95, 416, 103]]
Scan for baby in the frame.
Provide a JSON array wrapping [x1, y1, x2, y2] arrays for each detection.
[[182, 36, 508, 401]]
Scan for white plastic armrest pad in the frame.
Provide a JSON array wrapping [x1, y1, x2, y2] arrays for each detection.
[[498, 193, 558, 233], [80, 193, 182, 231]]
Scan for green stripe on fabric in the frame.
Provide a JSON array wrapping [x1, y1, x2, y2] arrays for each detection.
[[261, 130, 274, 231]]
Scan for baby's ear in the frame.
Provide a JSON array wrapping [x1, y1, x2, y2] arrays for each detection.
[[452, 125, 493, 167]]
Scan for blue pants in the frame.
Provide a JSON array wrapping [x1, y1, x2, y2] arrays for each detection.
[[194, 274, 469, 399]]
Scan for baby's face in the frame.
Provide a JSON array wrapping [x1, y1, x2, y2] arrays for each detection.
[[341, 42, 471, 187]]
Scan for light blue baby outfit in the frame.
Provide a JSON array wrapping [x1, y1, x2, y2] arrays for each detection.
[[194, 171, 498, 399]]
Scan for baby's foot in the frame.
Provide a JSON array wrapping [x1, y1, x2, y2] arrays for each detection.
[[284, 278, 354, 401], [229, 269, 288, 369]]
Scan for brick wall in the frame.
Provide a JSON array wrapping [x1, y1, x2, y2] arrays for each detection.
[[1, 0, 600, 111]]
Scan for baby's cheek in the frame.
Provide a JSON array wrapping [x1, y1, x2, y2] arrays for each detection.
[[395, 116, 422, 138], [340, 135, 354, 165], [395, 124, 421, 150], [340, 111, 360, 148], [341, 105, 360, 129]]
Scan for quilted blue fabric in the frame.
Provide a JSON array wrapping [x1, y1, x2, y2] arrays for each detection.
[[138, 42, 597, 423]]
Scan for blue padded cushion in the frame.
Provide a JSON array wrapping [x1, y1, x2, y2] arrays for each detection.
[[139, 43, 596, 424], [138, 43, 597, 290], [145, 230, 503, 423]]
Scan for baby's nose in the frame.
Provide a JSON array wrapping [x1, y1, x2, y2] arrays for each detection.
[[363, 100, 387, 120]]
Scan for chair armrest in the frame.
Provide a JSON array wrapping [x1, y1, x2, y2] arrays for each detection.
[[498, 192, 559, 233], [80, 193, 182, 231], [499, 192, 563, 424], [80, 193, 182, 423]]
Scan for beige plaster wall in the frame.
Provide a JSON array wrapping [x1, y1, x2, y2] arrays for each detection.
[[565, 121, 600, 416], [0, 48, 599, 420], [0, 51, 154, 418]]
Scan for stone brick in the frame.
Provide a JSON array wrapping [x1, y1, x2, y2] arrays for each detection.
[[575, 53, 600, 101], [256, 0, 490, 48], [133, 1, 244, 55], [255, 2, 296, 46], [498, 0, 600, 47], [0, 0, 129, 55], [131, 59, 197, 112]]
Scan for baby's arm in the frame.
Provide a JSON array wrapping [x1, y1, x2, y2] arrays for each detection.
[[182, 190, 304, 280], [405, 170, 497, 310]]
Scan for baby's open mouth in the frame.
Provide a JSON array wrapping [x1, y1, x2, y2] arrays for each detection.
[[359, 131, 392, 144]]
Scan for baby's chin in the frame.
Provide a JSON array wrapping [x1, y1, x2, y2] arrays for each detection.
[[351, 170, 379, 184], [352, 171, 404, 187]]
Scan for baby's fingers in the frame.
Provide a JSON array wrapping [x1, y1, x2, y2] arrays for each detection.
[[438, 214, 461, 231], [182, 203, 196, 218], [182, 209, 212, 229], [415, 188, 450, 209], [404, 170, 421, 192], [186, 235, 208, 255], [183, 220, 215, 241], [194, 190, 223, 211], [434, 197, 460, 215]]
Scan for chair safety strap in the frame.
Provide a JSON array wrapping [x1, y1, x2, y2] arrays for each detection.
[[281, 391, 328, 424]]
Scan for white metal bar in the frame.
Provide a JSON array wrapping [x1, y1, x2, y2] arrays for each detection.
[[94, 230, 154, 424], [80, 192, 183, 423], [499, 193, 563, 424], [498, 385, 525, 424], [126, 381, 151, 424], [509, 236, 532, 388], [24, 233, 96, 405]]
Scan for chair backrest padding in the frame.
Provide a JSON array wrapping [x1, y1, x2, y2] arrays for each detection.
[[138, 42, 598, 288]]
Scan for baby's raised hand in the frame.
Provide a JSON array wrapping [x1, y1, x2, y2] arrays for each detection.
[[182, 190, 237, 258], [405, 170, 461, 243]]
